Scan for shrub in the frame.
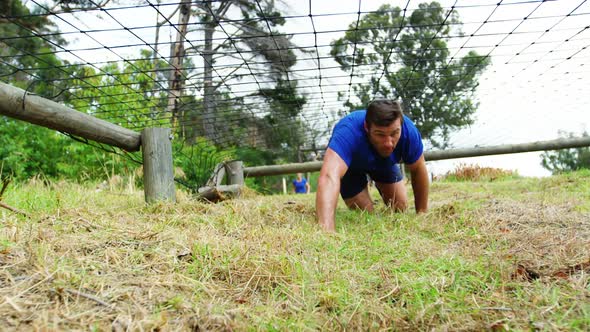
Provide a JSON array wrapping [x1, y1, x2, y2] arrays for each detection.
[[443, 163, 518, 181]]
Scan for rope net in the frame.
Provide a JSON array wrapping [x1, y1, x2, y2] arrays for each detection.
[[1, 0, 589, 186]]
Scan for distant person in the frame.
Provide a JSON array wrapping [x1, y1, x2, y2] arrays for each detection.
[[292, 173, 311, 194], [316, 99, 429, 232]]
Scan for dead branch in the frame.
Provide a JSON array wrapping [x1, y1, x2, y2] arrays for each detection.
[[0, 201, 29, 218], [197, 184, 242, 202], [50, 0, 112, 13], [65, 288, 116, 310], [0, 177, 10, 199], [479, 307, 514, 311]]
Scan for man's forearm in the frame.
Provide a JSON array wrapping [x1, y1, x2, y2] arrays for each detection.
[[411, 168, 429, 213], [316, 176, 340, 232]]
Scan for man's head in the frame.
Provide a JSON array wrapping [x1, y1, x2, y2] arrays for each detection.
[[364, 100, 404, 157]]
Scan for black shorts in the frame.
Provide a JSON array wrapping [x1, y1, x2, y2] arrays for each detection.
[[340, 164, 404, 199]]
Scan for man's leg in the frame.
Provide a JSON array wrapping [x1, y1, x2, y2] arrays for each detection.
[[375, 180, 408, 212], [343, 186, 374, 211], [340, 170, 374, 211]]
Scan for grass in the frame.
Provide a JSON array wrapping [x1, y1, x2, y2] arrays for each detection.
[[0, 171, 589, 331]]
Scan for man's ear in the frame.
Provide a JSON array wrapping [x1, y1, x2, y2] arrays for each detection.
[[363, 121, 369, 133]]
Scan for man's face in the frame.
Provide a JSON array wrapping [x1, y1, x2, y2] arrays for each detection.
[[365, 119, 402, 158]]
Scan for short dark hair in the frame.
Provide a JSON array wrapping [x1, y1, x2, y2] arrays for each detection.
[[365, 99, 404, 129]]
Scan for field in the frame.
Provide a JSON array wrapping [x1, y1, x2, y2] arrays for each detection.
[[1, 170, 589, 331]]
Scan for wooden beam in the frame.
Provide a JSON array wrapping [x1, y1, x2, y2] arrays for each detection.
[[197, 184, 242, 202], [425, 136, 590, 160], [0, 82, 141, 151], [243, 136, 590, 177], [244, 161, 322, 177]]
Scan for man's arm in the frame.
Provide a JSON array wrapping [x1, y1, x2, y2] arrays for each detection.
[[406, 154, 429, 213], [306, 181, 311, 194], [316, 148, 348, 232]]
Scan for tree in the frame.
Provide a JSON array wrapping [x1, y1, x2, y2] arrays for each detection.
[[0, 0, 71, 97], [257, 78, 307, 152], [331, 2, 491, 147], [165, 0, 306, 147], [47, 0, 112, 12], [67, 49, 170, 129], [541, 131, 590, 174], [0, 0, 139, 181]]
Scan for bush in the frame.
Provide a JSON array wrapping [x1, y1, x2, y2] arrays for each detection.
[[0, 118, 139, 182], [442, 163, 518, 181]]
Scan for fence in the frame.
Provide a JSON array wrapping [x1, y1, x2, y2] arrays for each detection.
[[0, 82, 175, 203], [4, 78, 590, 194], [3, 1, 590, 195]]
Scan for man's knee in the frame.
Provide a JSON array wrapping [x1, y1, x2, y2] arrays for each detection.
[[377, 181, 408, 212], [381, 195, 406, 210], [392, 198, 407, 212], [345, 199, 374, 212], [343, 189, 374, 211]]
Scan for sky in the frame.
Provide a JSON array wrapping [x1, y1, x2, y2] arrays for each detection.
[[280, 0, 590, 177], [31, 0, 590, 177]]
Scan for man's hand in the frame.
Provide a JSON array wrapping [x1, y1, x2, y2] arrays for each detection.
[[407, 154, 429, 213], [316, 148, 348, 232]]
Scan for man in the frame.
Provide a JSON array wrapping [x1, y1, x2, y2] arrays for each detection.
[[292, 173, 311, 194], [316, 99, 429, 232]]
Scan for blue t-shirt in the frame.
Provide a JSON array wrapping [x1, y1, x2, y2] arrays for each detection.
[[327, 110, 423, 172], [293, 178, 308, 193]]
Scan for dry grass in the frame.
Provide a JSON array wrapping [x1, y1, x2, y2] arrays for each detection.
[[0, 171, 589, 331], [442, 163, 518, 181]]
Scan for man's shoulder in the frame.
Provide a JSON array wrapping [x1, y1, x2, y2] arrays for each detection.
[[342, 110, 366, 123], [402, 114, 416, 127], [328, 110, 370, 166], [396, 114, 424, 164], [401, 115, 421, 139], [333, 110, 365, 135]]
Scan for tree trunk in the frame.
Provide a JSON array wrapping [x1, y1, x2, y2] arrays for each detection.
[[201, 12, 217, 144], [167, 0, 190, 135]]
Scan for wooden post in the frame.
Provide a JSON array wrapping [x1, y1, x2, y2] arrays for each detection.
[[282, 177, 287, 194], [225, 160, 244, 185], [141, 128, 176, 203]]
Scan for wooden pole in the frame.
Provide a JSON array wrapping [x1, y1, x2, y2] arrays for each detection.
[[0, 82, 141, 151], [225, 160, 244, 185], [197, 184, 241, 202], [243, 136, 590, 177], [425, 136, 590, 160], [141, 128, 176, 203], [245, 161, 322, 177]]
